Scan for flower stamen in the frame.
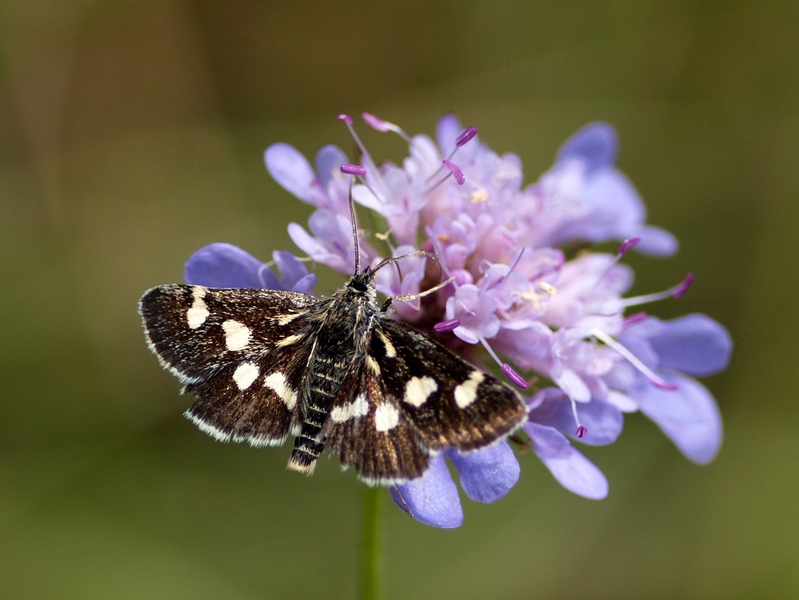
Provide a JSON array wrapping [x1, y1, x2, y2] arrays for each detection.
[[434, 319, 461, 333], [442, 160, 465, 185], [539, 281, 557, 296], [425, 159, 466, 194], [341, 164, 367, 177], [596, 237, 640, 283], [454, 126, 478, 149], [622, 311, 648, 327], [618, 237, 641, 256], [569, 399, 587, 438], [471, 334, 528, 389], [426, 126, 478, 183], [338, 114, 385, 195], [470, 189, 489, 204], [589, 327, 678, 390], [620, 272, 694, 308], [489, 247, 526, 291], [362, 112, 413, 144], [501, 363, 529, 389]]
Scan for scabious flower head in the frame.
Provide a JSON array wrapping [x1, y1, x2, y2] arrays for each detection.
[[185, 113, 731, 528]]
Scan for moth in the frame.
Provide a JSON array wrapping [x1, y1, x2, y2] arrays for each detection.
[[139, 186, 527, 485]]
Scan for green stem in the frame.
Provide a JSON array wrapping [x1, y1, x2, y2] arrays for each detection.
[[359, 485, 383, 600]]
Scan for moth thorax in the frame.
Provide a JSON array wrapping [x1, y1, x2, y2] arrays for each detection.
[[345, 270, 378, 306]]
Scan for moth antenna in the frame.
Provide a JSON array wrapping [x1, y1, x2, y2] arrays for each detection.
[[349, 178, 360, 274], [374, 250, 453, 309], [389, 275, 456, 306], [340, 164, 368, 274], [374, 250, 445, 284]]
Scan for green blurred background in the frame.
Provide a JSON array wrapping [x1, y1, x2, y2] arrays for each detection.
[[1, 1, 796, 598]]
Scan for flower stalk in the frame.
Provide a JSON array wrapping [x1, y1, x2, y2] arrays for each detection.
[[360, 486, 383, 600]]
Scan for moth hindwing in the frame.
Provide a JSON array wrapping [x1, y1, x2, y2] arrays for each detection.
[[139, 268, 528, 485]]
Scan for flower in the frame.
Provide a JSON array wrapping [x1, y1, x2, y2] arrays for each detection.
[[184, 243, 265, 289], [186, 113, 731, 527], [185, 243, 316, 293]]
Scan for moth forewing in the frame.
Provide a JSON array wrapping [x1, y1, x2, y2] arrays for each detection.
[[139, 284, 317, 447]]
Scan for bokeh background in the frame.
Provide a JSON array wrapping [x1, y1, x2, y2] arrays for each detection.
[[2, 1, 796, 598]]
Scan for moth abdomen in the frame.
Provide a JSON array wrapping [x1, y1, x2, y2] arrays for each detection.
[[288, 345, 354, 474]]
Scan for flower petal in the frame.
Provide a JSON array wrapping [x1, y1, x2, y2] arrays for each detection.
[[287, 218, 351, 274], [553, 367, 592, 403], [449, 442, 520, 504], [649, 314, 733, 377], [271, 250, 316, 294], [435, 114, 463, 154], [264, 143, 315, 203], [525, 422, 608, 499], [351, 183, 388, 214], [290, 274, 316, 296], [606, 389, 640, 412], [529, 393, 623, 446], [184, 243, 266, 289], [314, 144, 348, 188], [391, 454, 463, 528], [634, 225, 679, 256], [638, 373, 723, 464], [556, 122, 618, 173]]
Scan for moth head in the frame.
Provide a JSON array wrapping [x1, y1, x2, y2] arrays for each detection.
[[347, 268, 377, 294]]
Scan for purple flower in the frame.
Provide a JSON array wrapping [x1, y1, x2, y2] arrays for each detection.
[[181, 113, 731, 528], [184, 243, 315, 294]]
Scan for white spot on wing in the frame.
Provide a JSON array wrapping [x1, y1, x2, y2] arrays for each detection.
[[330, 404, 351, 423], [222, 320, 251, 351], [233, 362, 259, 390], [403, 376, 438, 407], [352, 395, 369, 418], [374, 403, 400, 432], [276, 333, 304, 348], [454, 370, 485, 408], [330, 394, 369, 423], [186, 287, 209, 329], [263, 372, 298, 410], [377, 330, 396, 358]]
